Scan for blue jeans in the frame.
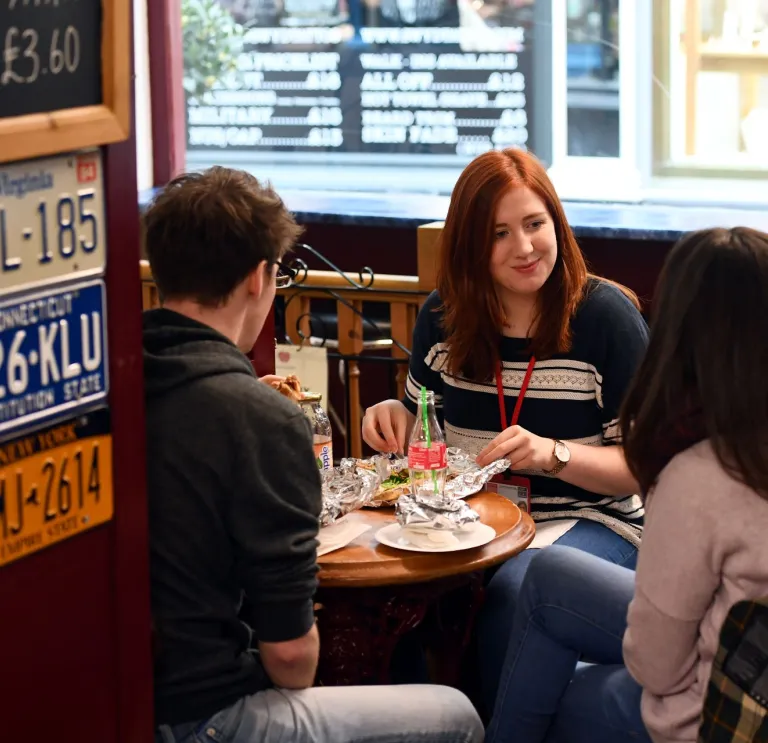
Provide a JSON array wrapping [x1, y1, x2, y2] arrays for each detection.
[[485, 546, 649, 743], [478, 519, 638, 711], [155, 684, 484, 743]]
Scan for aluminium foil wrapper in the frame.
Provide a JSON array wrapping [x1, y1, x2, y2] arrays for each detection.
[[446, 447, 476, 474], [444, 455, 511, 499], [395, 492, 480, 532], [319, 458, 380, 526], [325, 449, 512, 517]]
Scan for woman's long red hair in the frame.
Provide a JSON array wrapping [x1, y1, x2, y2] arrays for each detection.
[[437, 149, 627, 381]]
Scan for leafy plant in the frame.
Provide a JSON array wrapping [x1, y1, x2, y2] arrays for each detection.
[[182, 0, 245, 101]]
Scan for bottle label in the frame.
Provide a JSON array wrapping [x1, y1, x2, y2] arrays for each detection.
[[313, 442, 333, 470], [408, 442, 447, 470]]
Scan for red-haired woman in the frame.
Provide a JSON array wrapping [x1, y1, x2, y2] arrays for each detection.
[[362, 148, 648, 709]]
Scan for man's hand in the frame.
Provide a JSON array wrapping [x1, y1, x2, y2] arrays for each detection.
[[259, 375, 284, 386], [259, 624, 319, 690]]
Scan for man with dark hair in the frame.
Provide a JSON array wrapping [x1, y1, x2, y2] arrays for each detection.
[[144, 167, 484, 743]]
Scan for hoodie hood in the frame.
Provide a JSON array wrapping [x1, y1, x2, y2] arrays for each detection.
[[143, 309, 256, 398]]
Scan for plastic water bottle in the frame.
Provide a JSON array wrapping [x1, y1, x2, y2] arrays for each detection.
[[299, 393, 333, 470], [408, 388, 447, 496]]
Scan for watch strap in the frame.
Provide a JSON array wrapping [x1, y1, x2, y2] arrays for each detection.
[[545, 440, 569, 476]]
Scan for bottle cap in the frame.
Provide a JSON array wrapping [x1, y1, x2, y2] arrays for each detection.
[[299, 392, 322, 403]]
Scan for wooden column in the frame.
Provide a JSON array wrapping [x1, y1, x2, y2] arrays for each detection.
[[417, 222, 444, 294], [284, 294, 312, 345], [390, 302, 416, 400], [103, 117, 155, 743], [338, 301, 364, 458], [147, 0, 186, 184], [1, 47, 153, 743]]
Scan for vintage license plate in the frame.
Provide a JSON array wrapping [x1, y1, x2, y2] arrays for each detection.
[[0, 280, 108, 436], [0, 152, 106, 295], [0, 411, 113, 567]]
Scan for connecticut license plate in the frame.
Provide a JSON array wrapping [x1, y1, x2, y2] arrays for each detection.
[[0, 410, 113, 567], [0, 151, 106, 295], [0, 280, 108, 436]]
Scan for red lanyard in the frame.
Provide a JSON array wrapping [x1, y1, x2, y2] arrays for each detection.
[[495, 356, 536, 430]]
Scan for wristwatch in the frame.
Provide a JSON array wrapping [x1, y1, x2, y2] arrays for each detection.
[[546, 440, 571, 476]]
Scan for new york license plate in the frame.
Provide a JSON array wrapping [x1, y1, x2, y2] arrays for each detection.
[[0, 280, 108, 436], [0, 151, 106, 295], [0, 411, 113, 567]]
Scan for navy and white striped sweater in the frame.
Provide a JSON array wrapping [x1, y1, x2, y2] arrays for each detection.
[[402, 279, 649, 546]]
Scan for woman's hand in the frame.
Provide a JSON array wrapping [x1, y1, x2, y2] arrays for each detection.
[[476, 426, 556, 471], [362, 400, 415, 455]]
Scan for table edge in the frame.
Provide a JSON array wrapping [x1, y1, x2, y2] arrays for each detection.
[[317, 510, 536, 588]]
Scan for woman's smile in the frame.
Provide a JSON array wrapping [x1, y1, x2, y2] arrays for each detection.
[[512, 259, 541, 275]]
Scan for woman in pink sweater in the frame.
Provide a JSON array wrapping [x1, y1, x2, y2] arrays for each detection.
[[485, 226, 768, 743]]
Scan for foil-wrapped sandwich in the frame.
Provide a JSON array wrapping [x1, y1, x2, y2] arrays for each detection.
[[358, 448, 511, 506], [318, 448, 512, 525], [357, 456, 411, 505], [395, 492, 481, 549], [319, 458, 380, 526]]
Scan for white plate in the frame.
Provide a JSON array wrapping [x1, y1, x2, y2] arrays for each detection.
[[374, 522, 497, 553]]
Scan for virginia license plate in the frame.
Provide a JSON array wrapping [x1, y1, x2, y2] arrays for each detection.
[[0, 280, 108, 436], [0, 152, 106, 295], [0, 411, 113, 567]]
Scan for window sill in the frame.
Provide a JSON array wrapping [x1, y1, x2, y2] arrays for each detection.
[[138, 188, 768, 242]]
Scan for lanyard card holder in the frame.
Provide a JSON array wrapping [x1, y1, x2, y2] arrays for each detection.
[[491, 355, 536, 513], [488, 473, 531, 512]]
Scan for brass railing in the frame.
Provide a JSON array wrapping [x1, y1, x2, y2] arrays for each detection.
[[277, 251, 430, 457]]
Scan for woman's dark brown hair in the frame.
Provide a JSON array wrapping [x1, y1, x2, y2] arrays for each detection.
[[621, 227, 768, 498], [436, 148, 637, 380]]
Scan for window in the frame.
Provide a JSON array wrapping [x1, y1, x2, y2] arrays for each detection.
[[175, 0, 768, 204], [655, 0, 768, 177], [566, 0, 620, 158], [182, 0, 548, 193]]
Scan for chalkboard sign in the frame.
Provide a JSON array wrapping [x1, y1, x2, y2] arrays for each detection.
[[1, 0, 103, 119], [0, 0, 130, 164]]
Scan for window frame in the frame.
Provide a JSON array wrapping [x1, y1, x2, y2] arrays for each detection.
[[651, 0, 768, 183], [546, 0, 647, 203], [149, 0, 768, 207]]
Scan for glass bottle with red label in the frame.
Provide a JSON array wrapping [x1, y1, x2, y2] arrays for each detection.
[[407, 389, 447, 496]]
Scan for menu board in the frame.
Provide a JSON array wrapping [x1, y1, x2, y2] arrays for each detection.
[[0, 0, 103, 120], [186, 0, 541, 161]]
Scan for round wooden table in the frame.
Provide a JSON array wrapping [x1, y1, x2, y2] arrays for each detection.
[[315, 492, 535, 686]]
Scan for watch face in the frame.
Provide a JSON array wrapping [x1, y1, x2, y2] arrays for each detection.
[[555, 441, 571, 463]]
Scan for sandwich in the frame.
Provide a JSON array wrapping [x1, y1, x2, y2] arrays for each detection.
[[268, 374, 303, 403]]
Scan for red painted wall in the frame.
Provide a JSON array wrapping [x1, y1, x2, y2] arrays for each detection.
[[249, 309, 276, 376], [0, 39, 153, 743]]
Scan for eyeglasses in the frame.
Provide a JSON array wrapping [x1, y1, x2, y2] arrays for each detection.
[[276, 261, 296, 289]]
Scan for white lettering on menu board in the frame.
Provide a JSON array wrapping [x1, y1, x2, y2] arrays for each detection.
[[187, 16, 531, 157], [3, 0, 80, 87]]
